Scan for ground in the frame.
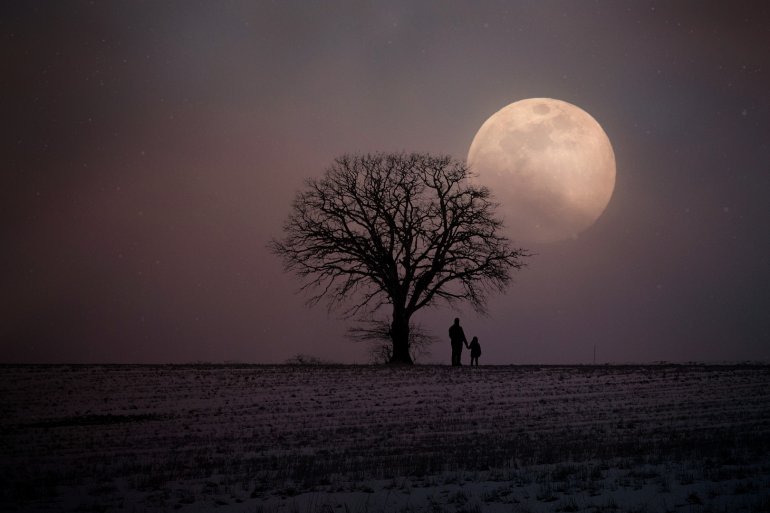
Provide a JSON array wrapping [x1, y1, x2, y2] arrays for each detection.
[[1, 364, 769, 512]]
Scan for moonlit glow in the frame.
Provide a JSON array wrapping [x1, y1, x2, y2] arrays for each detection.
[[468, 98, 616, 243]]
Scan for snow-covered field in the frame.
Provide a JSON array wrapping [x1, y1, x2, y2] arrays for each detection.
[[2, 364, 769, 512]]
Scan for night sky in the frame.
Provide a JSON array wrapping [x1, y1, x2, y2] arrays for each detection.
[[3, 2, 769, 364]]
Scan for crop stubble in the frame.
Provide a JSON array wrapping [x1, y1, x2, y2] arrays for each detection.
[[1, 364, 769, 510]]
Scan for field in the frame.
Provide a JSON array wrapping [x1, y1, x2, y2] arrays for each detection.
[[2, 364, 770, 512]]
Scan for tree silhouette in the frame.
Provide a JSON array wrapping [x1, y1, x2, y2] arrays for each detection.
[[270, 152, 529, 364]]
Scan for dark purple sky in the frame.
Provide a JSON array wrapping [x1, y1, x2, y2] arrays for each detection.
[[3, 2, 769, 364]]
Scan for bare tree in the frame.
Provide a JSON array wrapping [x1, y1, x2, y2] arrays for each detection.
[[270, 152, 529, 364]]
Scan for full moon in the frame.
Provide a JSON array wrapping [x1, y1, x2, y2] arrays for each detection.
[[467, 98, 616, 243]]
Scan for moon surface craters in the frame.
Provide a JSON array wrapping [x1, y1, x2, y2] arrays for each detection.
[[468, 98, 616, 244]]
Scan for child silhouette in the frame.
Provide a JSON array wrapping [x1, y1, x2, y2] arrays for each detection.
[[469, 336, 481, 366]]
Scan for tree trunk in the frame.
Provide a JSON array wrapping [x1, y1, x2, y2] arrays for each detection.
[[389, 309, 413, 364]]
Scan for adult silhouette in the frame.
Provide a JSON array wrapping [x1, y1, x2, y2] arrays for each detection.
[[448, 318, 468, 366]]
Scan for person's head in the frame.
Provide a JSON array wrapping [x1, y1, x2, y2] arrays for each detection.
[[471, 336, 478, 344], [454, 317, 460, 326]]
